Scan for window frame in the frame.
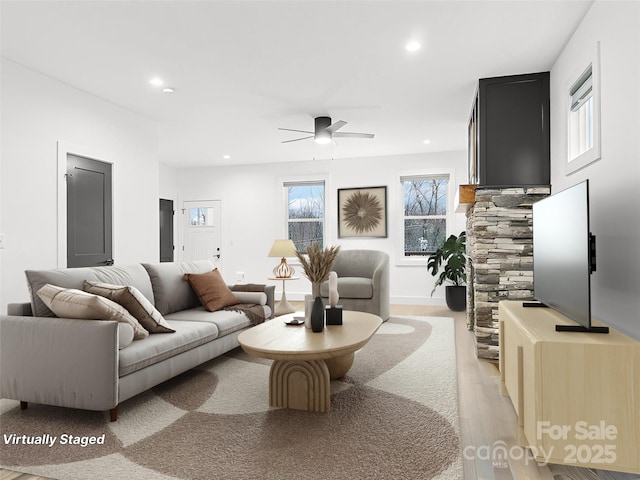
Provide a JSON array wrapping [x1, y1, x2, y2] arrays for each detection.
[[396, 170, 455, 266], [566, 41, 601, 175], [281, 176, 328, 253]]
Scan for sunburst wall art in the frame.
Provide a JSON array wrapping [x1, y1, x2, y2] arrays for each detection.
[[338, 186, 387, 238]]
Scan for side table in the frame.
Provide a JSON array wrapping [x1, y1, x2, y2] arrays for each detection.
[[268, 276, 299, 316]]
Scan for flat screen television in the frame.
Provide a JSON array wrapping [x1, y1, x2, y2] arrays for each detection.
[[530, 179, 608, 333]]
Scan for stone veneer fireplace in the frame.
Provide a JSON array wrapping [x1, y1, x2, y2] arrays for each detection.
[[465, 186, 550, 360]]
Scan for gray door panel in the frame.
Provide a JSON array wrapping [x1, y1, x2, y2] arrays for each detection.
[[67, 154, 113, 268], [159, 198, 174, 262]]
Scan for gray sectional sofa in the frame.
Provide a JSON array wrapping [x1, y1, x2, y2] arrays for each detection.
[[0, 260, 274, 421]]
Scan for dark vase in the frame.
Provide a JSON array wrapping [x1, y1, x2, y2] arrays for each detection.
[[445, 286, 467, 312], [311, 296, 324, 332]]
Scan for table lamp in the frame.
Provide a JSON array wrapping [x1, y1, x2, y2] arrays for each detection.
[[268, 239, 297, 278]]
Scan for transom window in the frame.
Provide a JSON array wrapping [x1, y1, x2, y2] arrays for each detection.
[[285, 181, 325, 251], [402, 176, 448, 256]]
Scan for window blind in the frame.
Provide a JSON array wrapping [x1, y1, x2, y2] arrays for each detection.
[[570, 67, 593, 112]]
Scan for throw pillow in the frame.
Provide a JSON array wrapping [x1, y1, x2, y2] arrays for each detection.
[[36, 284, 149, 340], [183, 269, 239, 312], [83, 281, 175, 334]]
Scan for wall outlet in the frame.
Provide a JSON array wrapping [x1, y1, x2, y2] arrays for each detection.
[[236, 271, 245, 282], [0, 234, 5, 249]]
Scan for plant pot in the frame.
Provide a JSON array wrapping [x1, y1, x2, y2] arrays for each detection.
[[445, 285, 466, 312]]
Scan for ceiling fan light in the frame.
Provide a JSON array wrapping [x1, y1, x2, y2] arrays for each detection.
[[314, 116, 332, 144], [405, 40, 421, 52], [315, 134, 331, 145]]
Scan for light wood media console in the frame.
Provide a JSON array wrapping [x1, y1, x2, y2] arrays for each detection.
[[499, 300, 640, 474]]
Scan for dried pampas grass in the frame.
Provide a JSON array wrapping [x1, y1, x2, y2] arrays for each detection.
[[295, 242, 340, 283]]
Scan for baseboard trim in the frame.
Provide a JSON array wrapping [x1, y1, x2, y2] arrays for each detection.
[[280, 292, 446, 307]]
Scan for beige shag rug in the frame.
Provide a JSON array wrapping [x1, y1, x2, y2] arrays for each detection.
[[1, 315, 462, 479]]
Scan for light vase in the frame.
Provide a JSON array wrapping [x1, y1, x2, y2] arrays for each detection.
[[304, 295, 314, 329]]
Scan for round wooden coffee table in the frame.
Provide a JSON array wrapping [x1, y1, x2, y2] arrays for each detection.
[[238, 310, 382, 413]]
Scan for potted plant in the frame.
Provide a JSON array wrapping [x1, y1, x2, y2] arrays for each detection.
[[427, 231, 467, 311]]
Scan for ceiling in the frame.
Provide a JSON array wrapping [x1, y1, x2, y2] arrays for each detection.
[[0, 0, 593, 167]]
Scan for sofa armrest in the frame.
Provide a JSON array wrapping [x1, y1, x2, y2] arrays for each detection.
[[371, 256, 390, 321], [0, 315, 120, 411], [230, 284, 276, 319], [263, 285, 275, 318], [7, 302, 32, 316]]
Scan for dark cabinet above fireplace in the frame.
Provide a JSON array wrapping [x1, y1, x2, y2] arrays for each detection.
[[468, 72, 550, 187]]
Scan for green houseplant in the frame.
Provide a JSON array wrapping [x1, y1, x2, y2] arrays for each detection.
[[427, 231, 467, 311]]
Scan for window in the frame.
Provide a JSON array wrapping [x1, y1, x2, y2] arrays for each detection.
[[189, 207, 214, 227], [286, 181, 325, 251], [566, 41, 601, 175], [569, 66, 594, 161], [402, 176, 448, 256]]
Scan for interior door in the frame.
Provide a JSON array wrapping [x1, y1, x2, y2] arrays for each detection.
[[159, 199, 174, 262], [182, 200, 222, 265], [66, 154, 113, 268]]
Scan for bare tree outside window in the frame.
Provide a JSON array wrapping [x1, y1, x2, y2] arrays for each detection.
[[403, 177, 448, 255], [287, 183, 325, 251], [190, 207, 214, 227]]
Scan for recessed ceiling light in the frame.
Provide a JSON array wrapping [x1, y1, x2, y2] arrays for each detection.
[[149, 77, 164, 87], [222, 154, 231, 160], [423, 139, 431, 144], [162, 87, 175, 93], [405, 41, 421, 52]]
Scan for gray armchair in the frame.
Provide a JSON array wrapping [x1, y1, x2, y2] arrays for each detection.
[[320, 249, 390, 321]]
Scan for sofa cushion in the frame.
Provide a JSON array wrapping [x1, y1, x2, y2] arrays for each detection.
[[320, 277, 373, 299], [118, 323, 135, 349], [142, 260, 216, 316], [184, 269, 239, 312], [165, 307, 253, 337], [26, 264, 154, 318], [118, 320, 219, 376], [83, 281, 175, 334], [36, 284, 149, 340]]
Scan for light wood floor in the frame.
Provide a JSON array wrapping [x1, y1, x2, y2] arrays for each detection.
[[2, 304, 636, 480], [393, 304, 636, 480]]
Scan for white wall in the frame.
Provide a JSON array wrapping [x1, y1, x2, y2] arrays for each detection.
[[0, 59, 160, 312], [550, 1, 640, 338], [172, 151, 467, 305]]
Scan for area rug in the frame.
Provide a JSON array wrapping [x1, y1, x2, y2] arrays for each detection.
[[0, 315, 462, 479]]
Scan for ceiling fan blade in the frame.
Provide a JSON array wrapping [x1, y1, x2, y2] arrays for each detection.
[[326, 120, 347, 133], [333, 132, 375, 139], [278, 128, 314, 134], [281, 136, 314, 143]]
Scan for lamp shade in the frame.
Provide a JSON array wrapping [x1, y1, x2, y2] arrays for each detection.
[[268, 239, 297, 258]]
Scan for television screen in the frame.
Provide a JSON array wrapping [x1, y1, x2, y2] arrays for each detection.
[[532, 180, 595, 330]]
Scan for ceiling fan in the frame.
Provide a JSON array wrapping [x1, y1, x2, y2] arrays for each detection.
[[279, 116, 375, 144]]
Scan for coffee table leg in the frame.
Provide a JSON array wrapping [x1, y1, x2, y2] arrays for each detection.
[[325, 352, 355, 379], [270, 360, 330, 413]]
